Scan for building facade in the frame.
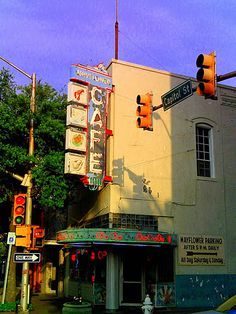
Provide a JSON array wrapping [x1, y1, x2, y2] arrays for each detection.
[[57, 59, 236, 311]]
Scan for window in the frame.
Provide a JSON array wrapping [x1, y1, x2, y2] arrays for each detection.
[[196, 124, 214, 177]]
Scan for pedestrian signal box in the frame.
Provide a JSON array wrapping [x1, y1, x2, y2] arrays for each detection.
[[15, 225, 31, 248]]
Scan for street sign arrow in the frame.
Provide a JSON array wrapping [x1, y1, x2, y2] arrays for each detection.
[[186, 251, 217, 256], [13, 253, 41, 263]]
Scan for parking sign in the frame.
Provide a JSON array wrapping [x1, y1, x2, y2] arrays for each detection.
[[7, 232, 16, 245]]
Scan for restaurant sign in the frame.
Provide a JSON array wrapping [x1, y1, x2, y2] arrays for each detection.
[[57, 228, 177, 246], [70, 64, 112, 90], [65, 64, 112, 189]]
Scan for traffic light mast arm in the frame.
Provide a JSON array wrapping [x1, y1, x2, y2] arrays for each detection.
[[153, 104, 163, 111], [5, 171, 24, 182], [6, 171, 31, 187], [217, 71, 236, 82]]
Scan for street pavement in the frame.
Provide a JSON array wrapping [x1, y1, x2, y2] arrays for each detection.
[[28, 293, 207, 314]]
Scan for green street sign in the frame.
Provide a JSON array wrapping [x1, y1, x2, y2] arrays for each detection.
[[161, 80, 193, 111]]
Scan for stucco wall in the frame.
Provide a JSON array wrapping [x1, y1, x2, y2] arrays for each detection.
[[91, 59, 236, 279]]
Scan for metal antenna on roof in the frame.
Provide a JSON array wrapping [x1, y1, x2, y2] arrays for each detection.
[[115, 0, 119, 59]]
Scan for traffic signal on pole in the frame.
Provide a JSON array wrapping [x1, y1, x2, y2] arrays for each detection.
[[13, 194, 27, 226], [136, 93, 153, 131], [15, 225, 31, 247], [33, 227, 45, 248], [196, 52, 216, 98]]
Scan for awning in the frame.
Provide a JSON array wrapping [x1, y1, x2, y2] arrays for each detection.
[[56, 228, 177, 246]]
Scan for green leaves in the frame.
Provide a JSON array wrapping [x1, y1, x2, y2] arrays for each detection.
[[33, 152, 67, 209], [0, 68, 70, 234]]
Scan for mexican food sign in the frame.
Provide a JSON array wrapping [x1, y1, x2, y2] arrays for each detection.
[[64, 64, 112, 189]]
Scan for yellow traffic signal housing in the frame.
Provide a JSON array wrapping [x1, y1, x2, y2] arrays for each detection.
[[15, 225, 31, 247], [136, 93, 153, 130], [196, 52, 216, 98], [13, 194, 27, 226]]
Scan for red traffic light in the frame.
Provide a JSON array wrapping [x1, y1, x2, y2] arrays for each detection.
[[13, 194, 26, 226]]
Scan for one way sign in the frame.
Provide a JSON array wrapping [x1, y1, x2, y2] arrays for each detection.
[[13, 253, 41, 263]]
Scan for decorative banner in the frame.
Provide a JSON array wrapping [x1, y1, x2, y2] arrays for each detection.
[[68, 82, 88, 105], [65, 128, 87, 152], [66, 104, 87, 128], [178, 234, 224, 266], [64, 152, 86, 175]]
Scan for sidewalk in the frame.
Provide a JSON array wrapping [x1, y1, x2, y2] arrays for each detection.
[[29, 293, 204, 314], [30, 294, 64, 313]]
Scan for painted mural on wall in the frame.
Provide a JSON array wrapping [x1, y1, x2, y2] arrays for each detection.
[[156, 283, 176, 307], [64, 64, 112, 189]]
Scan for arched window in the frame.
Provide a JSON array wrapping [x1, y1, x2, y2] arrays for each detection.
[[196, 123, 214, 177]]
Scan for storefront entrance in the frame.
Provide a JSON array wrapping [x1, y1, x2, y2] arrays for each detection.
[[58, 228, 177, 310], [122, 251, 143, 304], [120, 247, 157, 305], [120, 245, 174, 306]]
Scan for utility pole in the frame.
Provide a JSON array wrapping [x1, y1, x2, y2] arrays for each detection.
[[0, 56, 36, 312], [21, 72, 36, 312]]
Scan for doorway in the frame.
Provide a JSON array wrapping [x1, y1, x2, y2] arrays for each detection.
[[119, 245, 174, 306], [121, 250, 144, 305]]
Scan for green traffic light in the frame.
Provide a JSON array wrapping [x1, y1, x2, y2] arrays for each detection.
[[15, 216, 24, 224]]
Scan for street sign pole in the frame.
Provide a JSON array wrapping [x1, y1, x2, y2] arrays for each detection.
[[1, 244, 13, 304], [1, 233, 16, 304]]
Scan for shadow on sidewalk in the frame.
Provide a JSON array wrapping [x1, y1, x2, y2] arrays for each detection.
[[30, 293, 66, 313]]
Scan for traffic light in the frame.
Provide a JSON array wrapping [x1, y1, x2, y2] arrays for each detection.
[[33, 227, 45, 247], [136, 92, 153, 131], [13, 194, 27, 226], [15, 225, 31, 247], [196, 52, 216, 98]]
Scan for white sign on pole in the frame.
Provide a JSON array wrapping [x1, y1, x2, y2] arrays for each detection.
[[7, 232, 16, 245]]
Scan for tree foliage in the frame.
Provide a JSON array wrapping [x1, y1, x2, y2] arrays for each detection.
[[0, 68, 71, 237], [0, 234, 7, 260]]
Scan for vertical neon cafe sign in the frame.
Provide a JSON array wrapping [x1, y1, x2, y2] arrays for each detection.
[[64, 64, 112, 189]]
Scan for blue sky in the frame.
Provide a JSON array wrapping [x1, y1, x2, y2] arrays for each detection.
[[0, 0, 236, 92]]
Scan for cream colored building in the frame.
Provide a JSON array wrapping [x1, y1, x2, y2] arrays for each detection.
[[58, 59, 236, 310]]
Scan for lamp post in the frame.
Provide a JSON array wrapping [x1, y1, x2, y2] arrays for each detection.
[[0, 56, 36, 312]]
